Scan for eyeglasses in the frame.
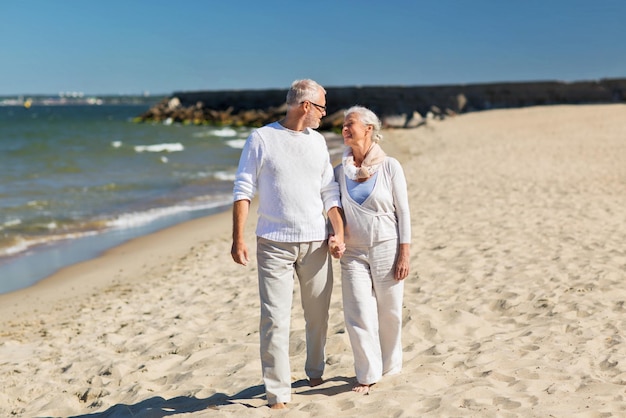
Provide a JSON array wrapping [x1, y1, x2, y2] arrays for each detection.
[[301, 100, 327, 112]]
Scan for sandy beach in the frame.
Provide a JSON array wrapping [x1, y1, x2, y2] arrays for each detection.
[[1, 104, 626, 417]]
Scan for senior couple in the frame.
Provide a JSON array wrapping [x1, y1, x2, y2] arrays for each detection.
[[231, 79, 411, 409]]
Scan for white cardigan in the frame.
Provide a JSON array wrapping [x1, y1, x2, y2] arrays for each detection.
[[334, 157, 411, 247], [233, 122, 341, 242]]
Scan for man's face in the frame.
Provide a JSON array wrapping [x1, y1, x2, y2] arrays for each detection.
[[303, 90, 327, 129]]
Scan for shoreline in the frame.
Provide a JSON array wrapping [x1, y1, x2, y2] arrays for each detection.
[[0, 205, 239, 325], [3, 104, 626, 416], [0, 203, 233, 295]]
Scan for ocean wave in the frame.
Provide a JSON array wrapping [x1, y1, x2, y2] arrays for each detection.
[[214, 171, 236, 181], [106, 198, 231, 229], [0, 228, 100, 257], [0, 197, 232, 259], [192, 127, 239, 138], [134, 143, 184, 153], [2, 219, 22, 228], [210, 127, 238, 137], [0, 236, 31, 256], [171, 170, 235, 181], [224, 139, 246, 149]]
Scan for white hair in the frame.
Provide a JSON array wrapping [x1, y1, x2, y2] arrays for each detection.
[[286, 79, 326, 106], [345, 105, 383, 143]]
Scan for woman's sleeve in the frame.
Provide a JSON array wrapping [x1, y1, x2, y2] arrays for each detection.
[[389, 158, 411, 244]]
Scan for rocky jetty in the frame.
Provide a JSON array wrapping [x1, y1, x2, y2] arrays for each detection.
[[135, 78, 625, 130]]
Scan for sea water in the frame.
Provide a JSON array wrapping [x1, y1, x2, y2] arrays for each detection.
[[0, 104, 252, 293]]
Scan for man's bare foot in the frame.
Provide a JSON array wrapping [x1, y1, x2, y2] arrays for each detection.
[[269, 402, 287, 409], [309, 377, 324, 387], [352, 383, 372, 394]]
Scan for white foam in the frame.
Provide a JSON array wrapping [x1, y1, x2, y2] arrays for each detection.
[[0, 230, 99, 257], [111, 141, 122, 148], [211, 127, 238, 137], [225, 139, 247, 149], [192, 127, 240, 139], [106, 199, 230, 230], [134, 143, 184, 153], [1, 239, 29, 256], [214, 171, 236, 181], [3, 219, 22, 227]]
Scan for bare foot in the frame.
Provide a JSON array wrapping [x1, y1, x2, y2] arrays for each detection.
[[269, 402, 287, 409], [309, 377, 324, 387], [352, 383, 372, 394]]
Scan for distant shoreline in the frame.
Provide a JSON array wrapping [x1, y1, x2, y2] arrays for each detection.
[[5, 76, 625, 111], [0, 95, 164, 107]]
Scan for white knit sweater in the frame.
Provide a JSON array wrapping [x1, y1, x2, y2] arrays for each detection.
[[334, 157, 411, 246], [233, 122, 341, 242]]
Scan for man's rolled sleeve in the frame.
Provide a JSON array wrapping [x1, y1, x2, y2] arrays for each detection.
[[233, 133, 261, 202]]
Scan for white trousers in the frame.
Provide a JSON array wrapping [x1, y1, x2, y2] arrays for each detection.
[[341, 238, 404, 385], [256, 237, 333, 404]]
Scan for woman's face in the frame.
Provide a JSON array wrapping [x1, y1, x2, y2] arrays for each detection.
[[342, 113, 371, 147]]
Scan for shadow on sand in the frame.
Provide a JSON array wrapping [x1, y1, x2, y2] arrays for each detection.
[[68, 376, 353, 417]]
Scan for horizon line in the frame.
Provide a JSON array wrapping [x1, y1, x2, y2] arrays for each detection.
[[2, 75, 625, 98]]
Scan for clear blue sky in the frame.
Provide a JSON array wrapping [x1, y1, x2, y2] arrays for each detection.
[[1, 0, 624, 96]]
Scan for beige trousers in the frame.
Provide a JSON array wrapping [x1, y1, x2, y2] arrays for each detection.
[[256, 237, 333, 404]]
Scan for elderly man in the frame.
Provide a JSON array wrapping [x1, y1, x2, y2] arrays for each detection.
[[231, 79, 344, 409]]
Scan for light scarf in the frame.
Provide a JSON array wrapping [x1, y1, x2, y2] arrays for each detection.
[[342, 143, 386, 181]]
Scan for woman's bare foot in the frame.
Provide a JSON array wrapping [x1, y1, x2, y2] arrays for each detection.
[[269, 402, 287, 409], [309, 377, 324, 387], [352, 383, 373, 394]]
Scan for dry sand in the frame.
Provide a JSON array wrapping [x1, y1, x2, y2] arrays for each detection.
[[1, 104, 625, 417]]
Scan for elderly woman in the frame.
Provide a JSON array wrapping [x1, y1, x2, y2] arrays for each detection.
[[334, 106, 411, 394]]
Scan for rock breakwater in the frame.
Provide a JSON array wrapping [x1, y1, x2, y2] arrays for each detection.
[[136, 78, 625, 130]]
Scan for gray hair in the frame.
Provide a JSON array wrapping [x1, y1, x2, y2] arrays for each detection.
[[345, 105, 383, 143], [286, 79, 326, 106]]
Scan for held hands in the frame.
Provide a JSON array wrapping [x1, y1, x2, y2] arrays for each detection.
[[328, 235, 346, 259]]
